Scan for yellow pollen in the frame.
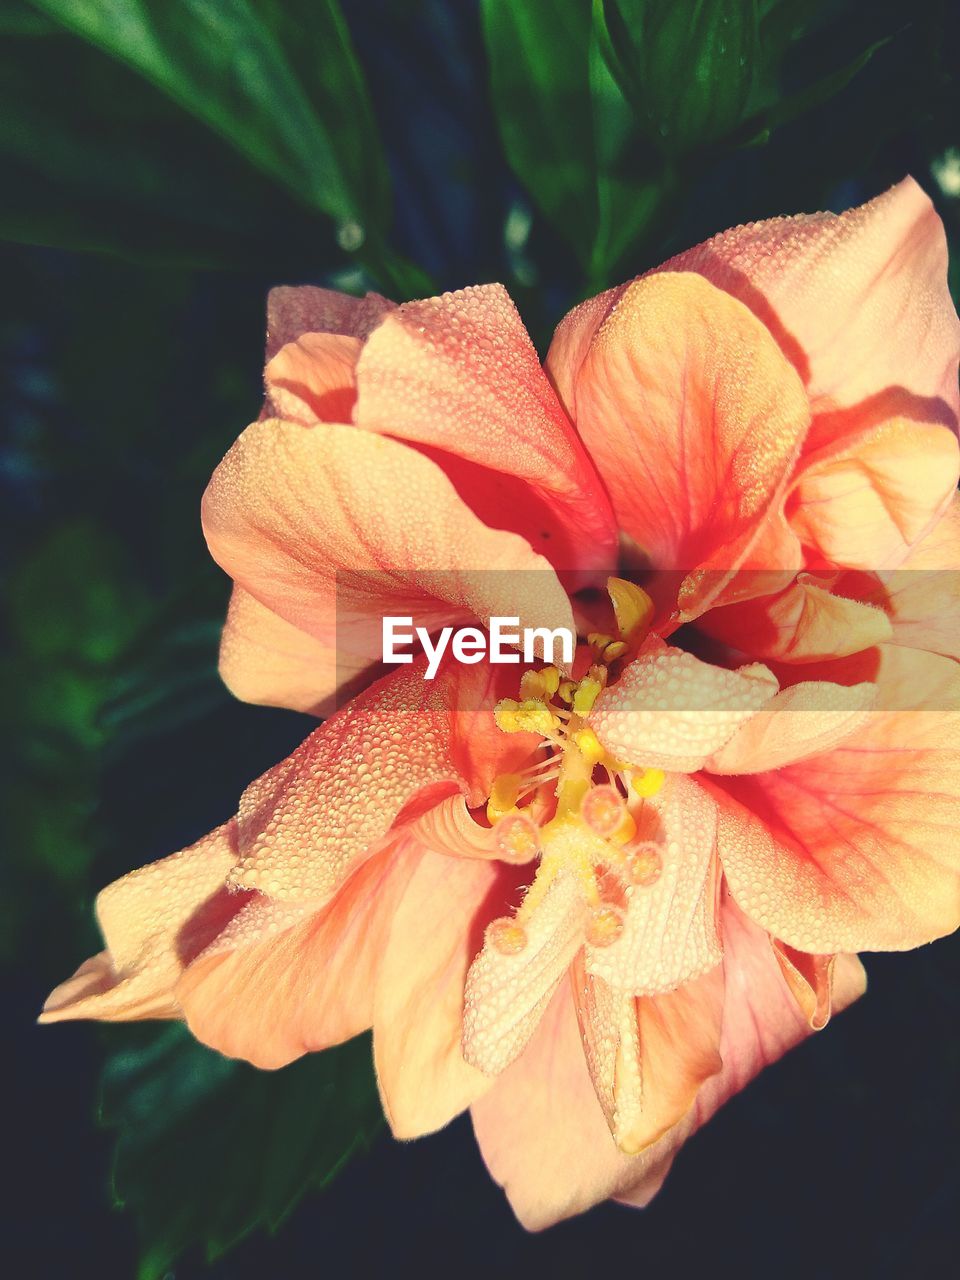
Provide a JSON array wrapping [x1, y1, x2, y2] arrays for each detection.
[[494, 697, 558, 737], [632, 767, 666, 798], [486, 917, 528, 955], [607, 577, 654, 644], [572, 676, 603, 718], [585, 903, 625, 947], [494, 813, 541, 863], [486, 772, 522, 823], [557, 679, 577, 704], [571, 726, 605, 767]]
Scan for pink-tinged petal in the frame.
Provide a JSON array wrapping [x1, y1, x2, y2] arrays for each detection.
[[265, 285, 393, 357], [263, 332, 362, 424], [712, 644, 960, 951], [177, 838, 421, 1068], [584, 775, 722, 994], [462, 865, 584, 1076], [668, 178, 960, 417], [868, 493, 960, 660], [473, 893, 865, 1228], [218, 586, 368, 716], [406, 792, 538, 862], [202, 418, 574, 706], [700, 575, 893, 664], [373, 849, 504, 1138], [470, 980, 673, 1229], [705, 679, 877, 774], [556, 272, 809, 576], [590, 641, 778, 773], [788, 413, 960, 570], [228, 661, 520, 905], [574, 954, 723, 1154], [355, 284, 618, 574], [41, 822, 239, 1023]]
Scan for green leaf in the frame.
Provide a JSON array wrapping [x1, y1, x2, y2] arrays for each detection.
[[101, 1025, 384, 1280], [30, 0, 391, 235], [480, 0, 598, 255], [601, 0, 761, 154], [482, 0, 668, 284]]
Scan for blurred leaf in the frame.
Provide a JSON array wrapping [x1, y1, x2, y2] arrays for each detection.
[[480, 0, 598, 255], [31, 0, 389, 233], [102, 1025, 383, 1280], [0, 24, 339, 267], [600, 0, 760, 154], [482, 0, 668, 284]]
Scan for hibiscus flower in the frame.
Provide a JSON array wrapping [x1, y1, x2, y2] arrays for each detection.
[[43, 177, 960, 1229]]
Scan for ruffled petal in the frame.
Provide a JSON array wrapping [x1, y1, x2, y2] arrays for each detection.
[[176, 838, 421, 1068], [700, 574, 893, 664], [355, 284, 618, 573], [40, 822, 239, 1023], [705, 679, 877, 774], [870, 493, 960, 660], [202, 418, 575, 707], [573, 954, 723, 1154], [556, 272, 809, 578], [265, 285, 393, 357], [263, 332, 362, 424], [373, 849, 502, 1137], [462, 864, 584, 1076], [229, 660, 522, 905], [712, 645, 960, 951], [590, 640, 779, 773], [584, 775, 722, 995]]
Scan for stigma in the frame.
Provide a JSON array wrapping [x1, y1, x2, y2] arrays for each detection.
[[484, 580, 666, 957]]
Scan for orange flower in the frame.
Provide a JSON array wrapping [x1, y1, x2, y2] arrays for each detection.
[[43, 178, 960, 1228]]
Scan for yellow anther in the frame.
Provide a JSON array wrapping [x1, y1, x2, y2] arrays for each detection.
[[513, 699, 558, 735], [540, 665, 561, 695], [486, 917, 528, 955], [572, 676, 603, 718], [601, 640, 628, 662], [585, 903, 625, 947], [607, 577, 655, 644], [494, 698, 520, 732], [632, 767, 665, 798], [486, 772, 522, 823], [558, 679, 577, 704], [588, 631, 615, 652]]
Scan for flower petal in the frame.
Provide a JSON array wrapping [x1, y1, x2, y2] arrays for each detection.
[[355, 284, 618, 573], [202, 418, 575, 706], [263, 332, 362, 424], [713, 645, 960, 951], [265, 285, 393, 357], [700, 575, 893, 665], [462, 864, 584, 1076], [218, 586, 367, 716], [228, 661, 514, 904], [705, 679, 877, 774], [176, 838, 421, 1068], [590, 641, 779, 773], [373, 849, 502, 1138], [584, 775, 722, 995], [788, 413, 959, 570], [557, 273, 809, 577], [771, 942, 841, 1031], [871, 493, 960, 661], [40, 822, 239, 1023], [573, 954, 723, 1154]]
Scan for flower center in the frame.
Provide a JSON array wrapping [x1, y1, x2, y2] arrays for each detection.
[[485, 587, 666, 956]]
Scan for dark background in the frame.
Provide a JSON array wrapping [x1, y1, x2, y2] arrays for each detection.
[[3, 1, 959, 1276]]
